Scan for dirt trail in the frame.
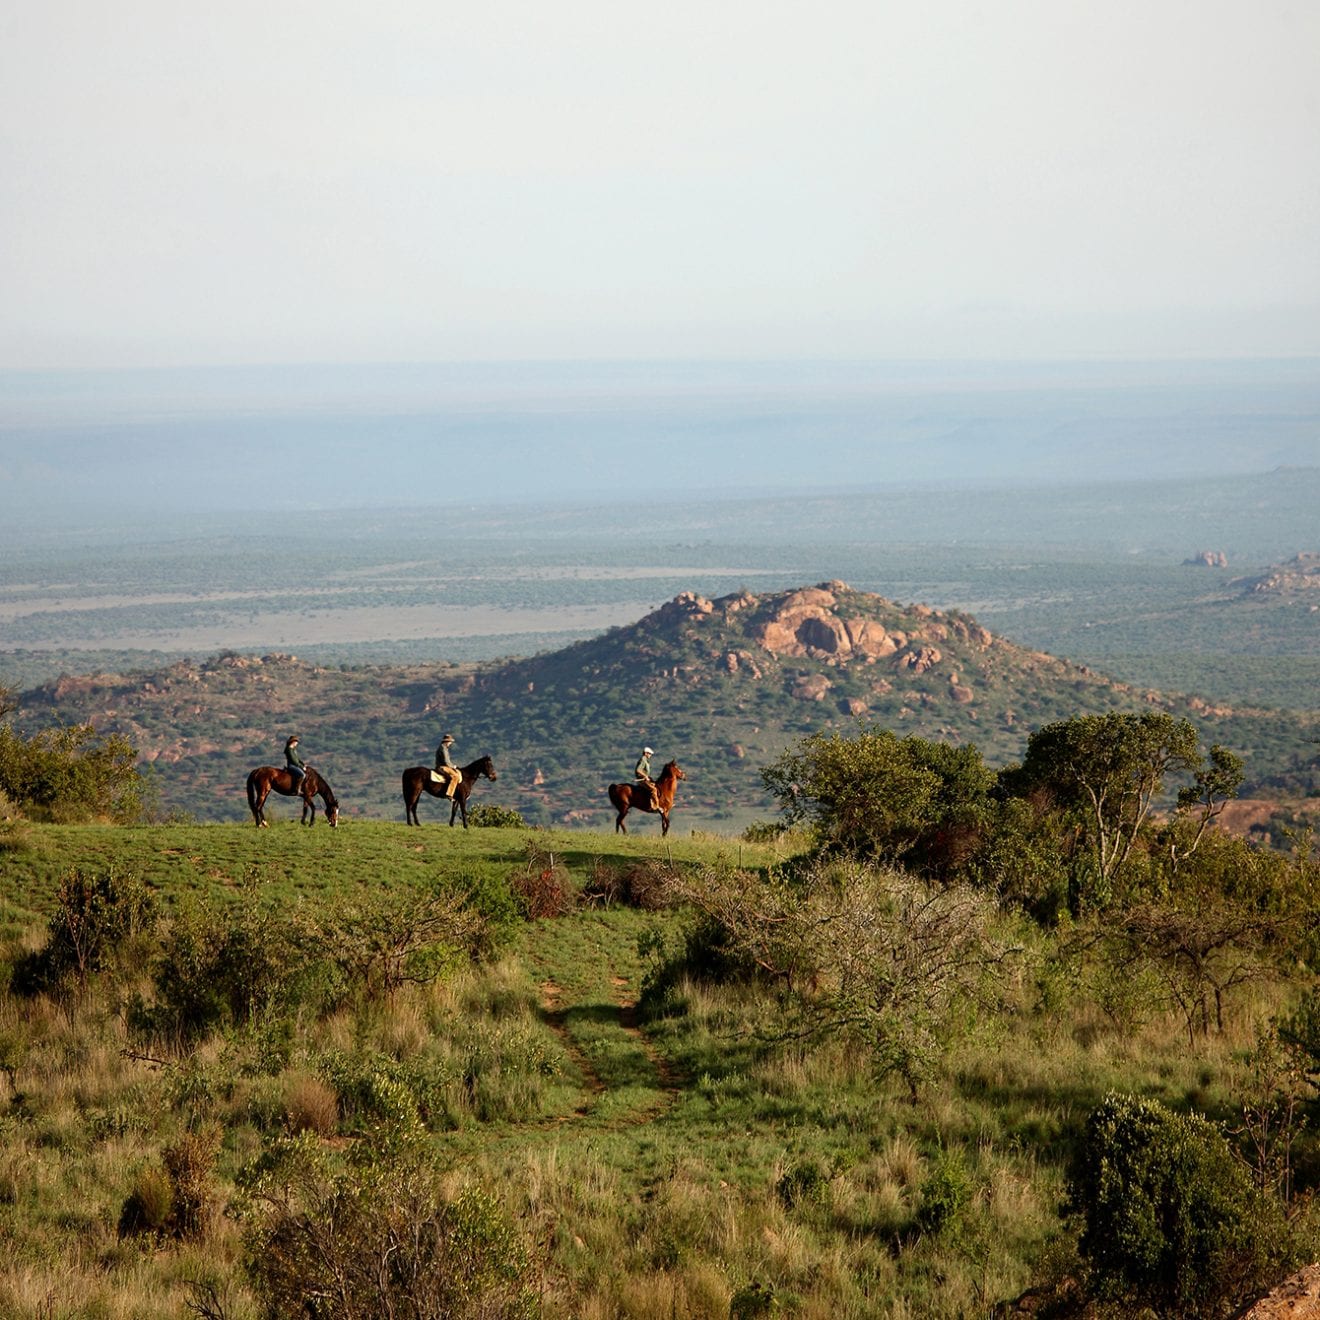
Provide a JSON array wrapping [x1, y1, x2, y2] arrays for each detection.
[[537, 970, 682, 1128]]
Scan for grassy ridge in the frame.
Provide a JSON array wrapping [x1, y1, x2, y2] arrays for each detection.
[[0, 821, 778, 937]]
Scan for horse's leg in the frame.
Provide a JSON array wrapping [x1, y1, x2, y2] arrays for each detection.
[[660, 810, 670, 837], [615, 804, 628, 833]]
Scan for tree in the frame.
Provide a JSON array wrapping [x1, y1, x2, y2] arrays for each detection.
[[760, 726, 993, 871], [1168, 744, 1245, 874], [1007, 712, 1202, 911]]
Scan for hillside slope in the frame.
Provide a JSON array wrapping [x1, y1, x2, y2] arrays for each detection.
[[15, 583, 1319, 827]]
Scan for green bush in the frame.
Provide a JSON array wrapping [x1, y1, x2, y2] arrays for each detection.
[[915, 1149, 971, 1238], [1070, 1092, 1291, 1317], [467, 803, 527, 829], [12, 868, 157, 994], [0, 721, 145, 823], [760, 726, 994, 874], [133, 900, 335, 1049]]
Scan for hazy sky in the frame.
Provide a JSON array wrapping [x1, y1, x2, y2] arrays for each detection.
[[2, 0, 1318, 369]]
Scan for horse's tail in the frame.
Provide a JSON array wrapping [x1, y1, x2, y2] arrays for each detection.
[[607, 782, 627, 812], [246, 769, 259, 812]]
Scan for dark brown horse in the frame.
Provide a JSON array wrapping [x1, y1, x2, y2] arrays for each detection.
[[608, 760, 685, 835], [246, 765, 339, 828], [402, 755, 498, 827]]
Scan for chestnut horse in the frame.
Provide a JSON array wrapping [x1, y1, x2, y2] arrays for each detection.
[[608, 760, 685, 835], [401, 755, 498, 827], [246, 764, 339, 828]]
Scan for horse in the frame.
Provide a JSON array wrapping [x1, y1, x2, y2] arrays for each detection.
[[401, 755, 498, 828], [246, 764, 339, 829], [608, 760, 685, 835]]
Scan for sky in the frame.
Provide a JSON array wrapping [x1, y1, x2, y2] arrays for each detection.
[[2, 0, 1318, 371]]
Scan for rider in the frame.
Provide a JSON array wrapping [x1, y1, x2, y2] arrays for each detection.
[[434, 733, 461, 799], [634, 746, 657, 810], [284, 735, 306, 789]]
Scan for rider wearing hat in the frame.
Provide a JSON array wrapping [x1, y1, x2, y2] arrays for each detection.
[[634, 746, 657, 810], [284, 735, 306, 788], [434, 733, 461, 799]]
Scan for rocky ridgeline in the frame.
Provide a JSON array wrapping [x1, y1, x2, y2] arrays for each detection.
[[1243, 552, 1320, 596]]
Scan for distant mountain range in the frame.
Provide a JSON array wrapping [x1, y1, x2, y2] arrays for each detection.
[[15, 582, 1319, 830]]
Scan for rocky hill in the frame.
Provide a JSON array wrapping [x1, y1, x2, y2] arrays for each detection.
[[1240, 552, 1320, 598], [14, 583, 1319, 828]]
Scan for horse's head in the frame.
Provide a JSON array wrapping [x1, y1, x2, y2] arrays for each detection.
[[665, 761, 685, 780], [481, 756, 497, 781], [325, 796, 339, 827]]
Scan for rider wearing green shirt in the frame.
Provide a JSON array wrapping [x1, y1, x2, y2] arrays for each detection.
[[634, 746, 656, 809], [284, 735, 306, 788]]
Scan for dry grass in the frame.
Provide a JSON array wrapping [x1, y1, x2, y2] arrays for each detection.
[[283, 1071, 339, 1136]]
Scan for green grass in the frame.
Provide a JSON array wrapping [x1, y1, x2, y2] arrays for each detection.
[[0, 820, 1313, 1318], [0, 821, 772, 939]]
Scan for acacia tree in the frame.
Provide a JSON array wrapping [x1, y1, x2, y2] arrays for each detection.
[[1008, 712, 1204, 911]]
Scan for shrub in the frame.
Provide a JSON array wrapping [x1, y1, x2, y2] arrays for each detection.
[[162, 1124, 224, 1239], [118, 1166, 174, 1237], [916, 1149, 971, 1238], [651, 859, 1011, 1096], [467, 803, 527, 829], [1070, 1092, 1291, 1317], [284, 1073, 340, 1137], [12, 868, 157, 995], [775, 1158, 830, 1210], [119, 1124, 223, 1241], [240, 1135, 535, 1318], [318, 883, 487, 997], [761, 727, 995, 871], [510, 844, 574, 919], [0, 720, 145, 823], [133, 899, 334, 1049], [581, 858, 675, 911]]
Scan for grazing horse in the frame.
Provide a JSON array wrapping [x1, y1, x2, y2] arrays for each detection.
[[246, 764, 339, 829], [608, 760, 685, 835], [402, 755, 498, 828]]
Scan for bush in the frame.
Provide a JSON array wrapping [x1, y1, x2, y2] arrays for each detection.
[[13, 868, 157, 995], [510, 843, 574, 919], [1070, 1092, 1292, 1317], [0, 721, 145, 823], [240, 1135, 535, 1319], [649, 859, 1010, 1096], [581, 858, 676, 911], [317, 883, 488, 997], [916, 1149, 971, 1238], [760, 727, 994, 872], [467, 803, 527, 829], [133, 899, 334, 1049], [119, 1124, 222, 1241]]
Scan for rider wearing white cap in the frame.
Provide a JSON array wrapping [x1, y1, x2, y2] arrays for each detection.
[[634, 746, 657, 809]]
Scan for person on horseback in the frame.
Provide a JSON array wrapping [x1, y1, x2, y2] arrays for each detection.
[[434, 733, 461, 799], [634, 746, 657, 810], [284, 735, 306, 788]]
